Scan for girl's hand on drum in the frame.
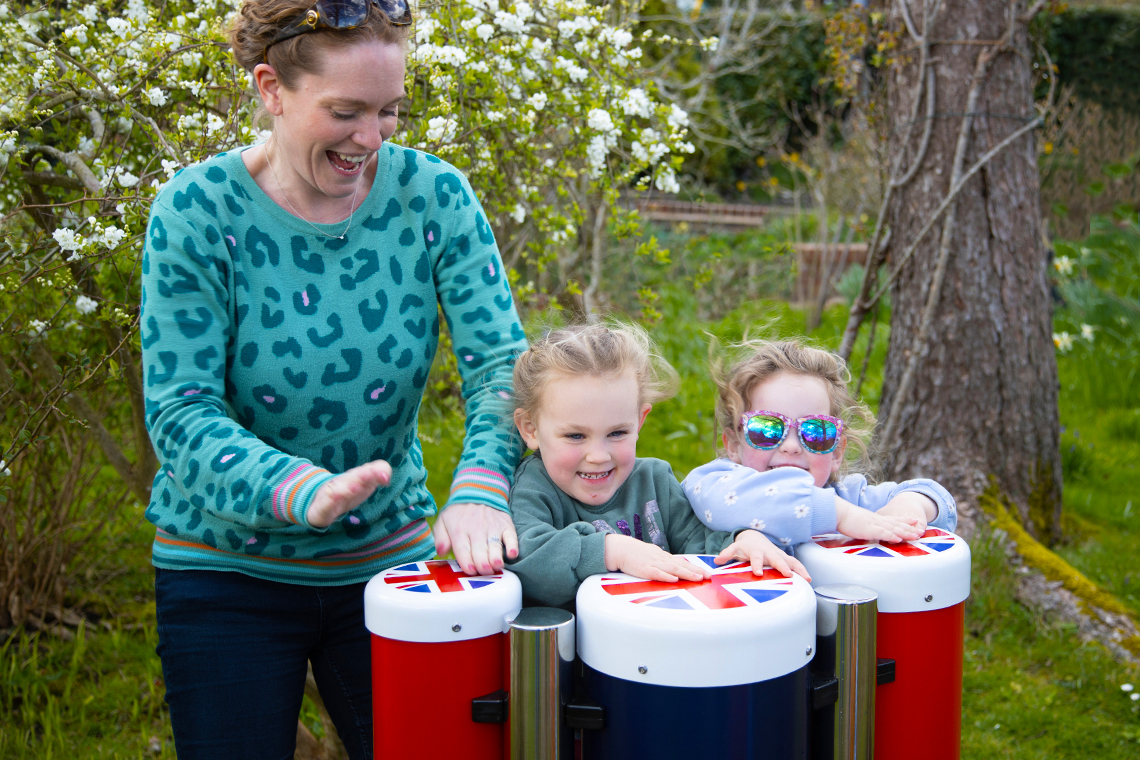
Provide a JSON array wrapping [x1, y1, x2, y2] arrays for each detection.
[[308, 460, 392, 528], [876, 493, 937, 533], [432, 503, 518, 576], [716, 530, 811, 581], [603, 535, 711, 583], [835, 497, 923, 543]]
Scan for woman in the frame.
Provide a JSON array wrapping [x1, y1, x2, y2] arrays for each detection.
[[141, 0, 527, 755]]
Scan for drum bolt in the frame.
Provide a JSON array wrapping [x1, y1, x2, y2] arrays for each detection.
[[924, 594, 933, 603], [637, 666, 648, 675], [452, 624, 462, 632], [806, 646, 813, 656]]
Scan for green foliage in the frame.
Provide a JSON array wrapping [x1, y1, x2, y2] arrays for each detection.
[[1040, 6, 1140, 116], [1052, 214, 1140, 410]]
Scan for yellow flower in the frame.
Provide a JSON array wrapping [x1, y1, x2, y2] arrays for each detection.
[[1043, 142, 1053, 155], [755, 156, 766, 167], [735, 180, 746, 192]]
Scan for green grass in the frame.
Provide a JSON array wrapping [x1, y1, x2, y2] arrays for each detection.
[[3, 291, 1139, 757]]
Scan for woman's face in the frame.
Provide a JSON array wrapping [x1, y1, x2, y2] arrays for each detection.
[[257, 39, 406, 200]]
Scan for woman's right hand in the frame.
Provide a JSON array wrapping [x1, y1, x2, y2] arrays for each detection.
[[835, 496, 922, 543], [603, 534, 711, 583], [307, 460, 392, 528]]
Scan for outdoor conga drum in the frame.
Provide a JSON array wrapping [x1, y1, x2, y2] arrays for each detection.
[[575, 555, 817, 759], [797, 528, 971, 760], [364, 560, 522, 760]]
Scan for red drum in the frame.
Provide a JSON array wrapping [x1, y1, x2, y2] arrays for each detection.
[[797, 529, 971, 760], [364, 560, 521, 760]]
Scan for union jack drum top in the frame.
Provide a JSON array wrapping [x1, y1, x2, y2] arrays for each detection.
[[575, 555, 816, 688], [364, 560, 522, 643], [795, 528, 971, 613]]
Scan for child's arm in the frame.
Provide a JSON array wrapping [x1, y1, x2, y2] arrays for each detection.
[[682, 459, 921, 544], [834, 474, 958, 533], [681, 459, 838, 545]]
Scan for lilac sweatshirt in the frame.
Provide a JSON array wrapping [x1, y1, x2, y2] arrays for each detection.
[[681, 459, 957, 548]]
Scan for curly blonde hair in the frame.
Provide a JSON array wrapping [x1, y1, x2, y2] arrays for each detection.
[[228, 0, 410, 88], [513, 322, 679, 421], [712, 338, 876, 479]]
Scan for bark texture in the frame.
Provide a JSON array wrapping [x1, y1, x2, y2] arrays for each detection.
[[878, 0, 1062, 540]]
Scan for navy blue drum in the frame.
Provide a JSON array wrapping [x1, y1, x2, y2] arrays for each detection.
[[575, 555, 817, 759]]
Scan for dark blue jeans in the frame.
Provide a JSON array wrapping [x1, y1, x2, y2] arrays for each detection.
[[155, 568, 373, 760]]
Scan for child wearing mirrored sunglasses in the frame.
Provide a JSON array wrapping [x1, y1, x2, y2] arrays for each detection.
[[682, 339, 957, 554], [506, 324, 808, 608]]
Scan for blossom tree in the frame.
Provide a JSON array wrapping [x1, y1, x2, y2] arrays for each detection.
[[0, 0, 695, 489]]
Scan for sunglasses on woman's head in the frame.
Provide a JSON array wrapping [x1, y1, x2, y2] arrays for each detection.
[[740, 410, 844, 455], [264, 0, 412, 61]]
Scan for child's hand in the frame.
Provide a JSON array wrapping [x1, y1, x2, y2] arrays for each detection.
[[604, 534, 711, 583], [876, 493, 937, 533], [716, 529, 811, 581], [835, 497, 923, 543]]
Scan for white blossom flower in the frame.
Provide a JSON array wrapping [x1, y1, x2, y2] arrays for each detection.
[[75, 295, 99, 315], [654, 166, 680, 194], [486, 111, 506, 123], [28, 319, 48, 337], [1080, 324, 1095, 341], [426, 116, 457, 143], [511, 204, 527, 224], [117, 169, 139, 188], [494, 10, 526, 34], [587, 108, 616, 134], [206, 114, 225, 134], [749, 518, 766, 531], [0, 459, 10, 477], [1053, 255, 1074, 275], [476, 23, 494, 40], [100, 225, 126, 248], [585, 135, 608, 174], [1122, 683, 1134, 692], [146, 87, 168, 106], [107, 17, 131, 37], [1053, 332, 1074, 352], [619, 88, 651, 118], [79, 4, 99, 23], [527, 92, 548, 111], [724, 490, 738, 506], [700, 36, 720, 52], [1132, 693, 1139, 702], [795, 504, 809, 519], [161, 159, 180, 177], [666, 103, 690, 130], [763, 485, 780, 497], [53, 227, 84, 251]]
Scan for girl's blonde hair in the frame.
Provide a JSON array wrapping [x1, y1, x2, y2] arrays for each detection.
[[712, 338, 876, 479], [228, 0, 410, 88], [513, 322, 679, 421]]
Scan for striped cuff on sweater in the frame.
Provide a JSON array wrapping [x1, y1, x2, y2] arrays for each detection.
[[272, 463, 335, 527], [447, 467, 510, 511]]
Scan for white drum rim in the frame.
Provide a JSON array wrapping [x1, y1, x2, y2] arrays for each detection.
[[364, 560, 522, 643], [796, 529, 971, 613], [575, 554, 817, 688]]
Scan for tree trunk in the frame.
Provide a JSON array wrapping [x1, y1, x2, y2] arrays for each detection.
[[878, 0, 1062, 541]]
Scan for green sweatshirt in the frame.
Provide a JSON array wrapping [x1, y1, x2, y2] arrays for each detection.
[[507, 454, 735, 606], [141, 144, 526, 585]]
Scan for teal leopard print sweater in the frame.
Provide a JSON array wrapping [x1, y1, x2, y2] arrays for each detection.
[[141, 145, 526, 585]]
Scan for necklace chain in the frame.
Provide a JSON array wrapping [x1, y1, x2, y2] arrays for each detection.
[[267, 139, 360, 240]]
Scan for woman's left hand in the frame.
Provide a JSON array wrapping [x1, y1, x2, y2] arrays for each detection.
[[433, 503, 519, 576]]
